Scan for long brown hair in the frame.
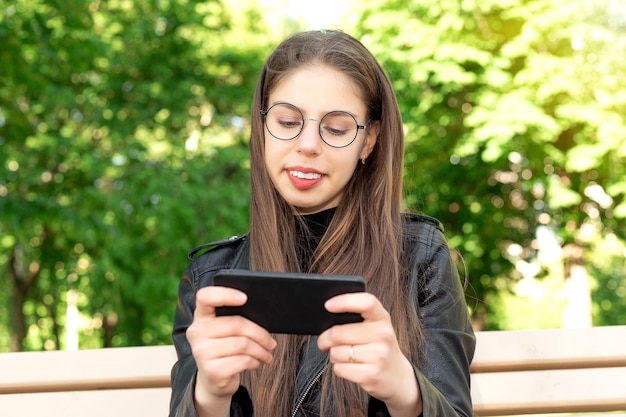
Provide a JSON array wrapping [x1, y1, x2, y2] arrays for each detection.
[[245, 30, 423, 417]]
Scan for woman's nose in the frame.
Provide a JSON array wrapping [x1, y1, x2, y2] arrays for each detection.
[[295, 118, 323, 154]]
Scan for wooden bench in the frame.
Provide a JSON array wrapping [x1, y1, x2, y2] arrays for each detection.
[[1, 326, 625, 417], [471, 326, 626, 416]]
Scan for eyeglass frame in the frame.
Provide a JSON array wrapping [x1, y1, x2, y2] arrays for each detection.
[[259, 102, 370, 148]]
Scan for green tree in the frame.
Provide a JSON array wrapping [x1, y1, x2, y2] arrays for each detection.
[[0, 0, 273, 351], [353, 0, 626, 328], [3, 0, 625, 351]]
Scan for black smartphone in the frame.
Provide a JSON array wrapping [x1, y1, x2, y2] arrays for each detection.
[[213, 269, 365, 335]]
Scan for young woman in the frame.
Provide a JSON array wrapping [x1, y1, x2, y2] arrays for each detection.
[[170, 30, 475, 417]]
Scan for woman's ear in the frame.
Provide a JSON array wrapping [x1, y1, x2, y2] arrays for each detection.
[[360, 121, 380, 161]]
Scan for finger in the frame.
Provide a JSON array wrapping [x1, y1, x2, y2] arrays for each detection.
[[318, 321, 371, 350], [329, 340, 392, 364], [328, 344, 360, 364], [331, 361, 376, 385], [199, 354, 266, 389], [318, 318, 397, 354], [195, 335, 275, 365], [325, 292, 389, 322], [188, 314, 277, 351], [328, 344, 392, 388], [194, 286, 247, 318]]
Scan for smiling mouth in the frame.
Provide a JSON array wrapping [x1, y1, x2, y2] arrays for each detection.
[[289, 170, 322, 180]]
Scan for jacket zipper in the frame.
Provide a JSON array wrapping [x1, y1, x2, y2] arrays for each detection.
[[291, 364, 330, 417]]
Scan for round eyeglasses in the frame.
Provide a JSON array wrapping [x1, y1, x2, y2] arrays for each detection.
[[260, 102, 368, 148]]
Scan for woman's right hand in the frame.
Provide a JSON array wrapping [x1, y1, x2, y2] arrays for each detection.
[[186, 286, 277, 416]]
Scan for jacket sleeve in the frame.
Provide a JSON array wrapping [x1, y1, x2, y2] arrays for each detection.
[[169, 244, 254, 417], [169, 263, 201, 417], [411, 223, 475, 417]]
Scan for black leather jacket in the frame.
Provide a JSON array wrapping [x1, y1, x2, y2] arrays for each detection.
[[170, 214, 475, 417]]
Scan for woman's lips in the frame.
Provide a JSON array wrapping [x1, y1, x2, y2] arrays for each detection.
[[286, 168, 323, 190]]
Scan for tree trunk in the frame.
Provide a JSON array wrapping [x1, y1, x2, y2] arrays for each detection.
[[9, 243, 40, 351]]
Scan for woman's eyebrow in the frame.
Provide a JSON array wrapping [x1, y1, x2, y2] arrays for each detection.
[[267, 101, 361, 118]]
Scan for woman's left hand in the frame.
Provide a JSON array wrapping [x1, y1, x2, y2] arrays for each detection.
[[317, 292, 422, 417]]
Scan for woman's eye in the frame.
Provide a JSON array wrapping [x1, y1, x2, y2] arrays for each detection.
[[322, 123, 350, 136], [278, 120, 301, 128], [324, 126, 349, 136]]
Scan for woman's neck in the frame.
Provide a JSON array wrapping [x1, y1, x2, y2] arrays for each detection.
[[300, 207, 336, 237], [296, 207, 336, 271]]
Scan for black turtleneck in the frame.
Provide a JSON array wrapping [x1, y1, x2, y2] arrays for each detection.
[[293, 208, 337, 417], [295, 207, 336, 272]]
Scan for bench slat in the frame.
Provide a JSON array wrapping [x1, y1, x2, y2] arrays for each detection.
[[1, 326, 625, 416], [0, 345, 177, 394], [472, 326, 626, 372], [0, 388, 171, 417], [471, 367, 626, 415]]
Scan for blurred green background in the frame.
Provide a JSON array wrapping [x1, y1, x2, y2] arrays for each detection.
[[1, 0, 624, 352]]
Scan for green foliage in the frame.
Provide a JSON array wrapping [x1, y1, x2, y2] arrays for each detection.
[[0, 0, 273, 350], [352, 0, 626, 328], [2, 0, 625, 349]]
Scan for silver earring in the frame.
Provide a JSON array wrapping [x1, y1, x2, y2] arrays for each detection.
[[361, 158, 366, 165]]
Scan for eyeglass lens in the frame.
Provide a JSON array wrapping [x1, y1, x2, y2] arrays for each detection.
[[264, 103, 360, 148]]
